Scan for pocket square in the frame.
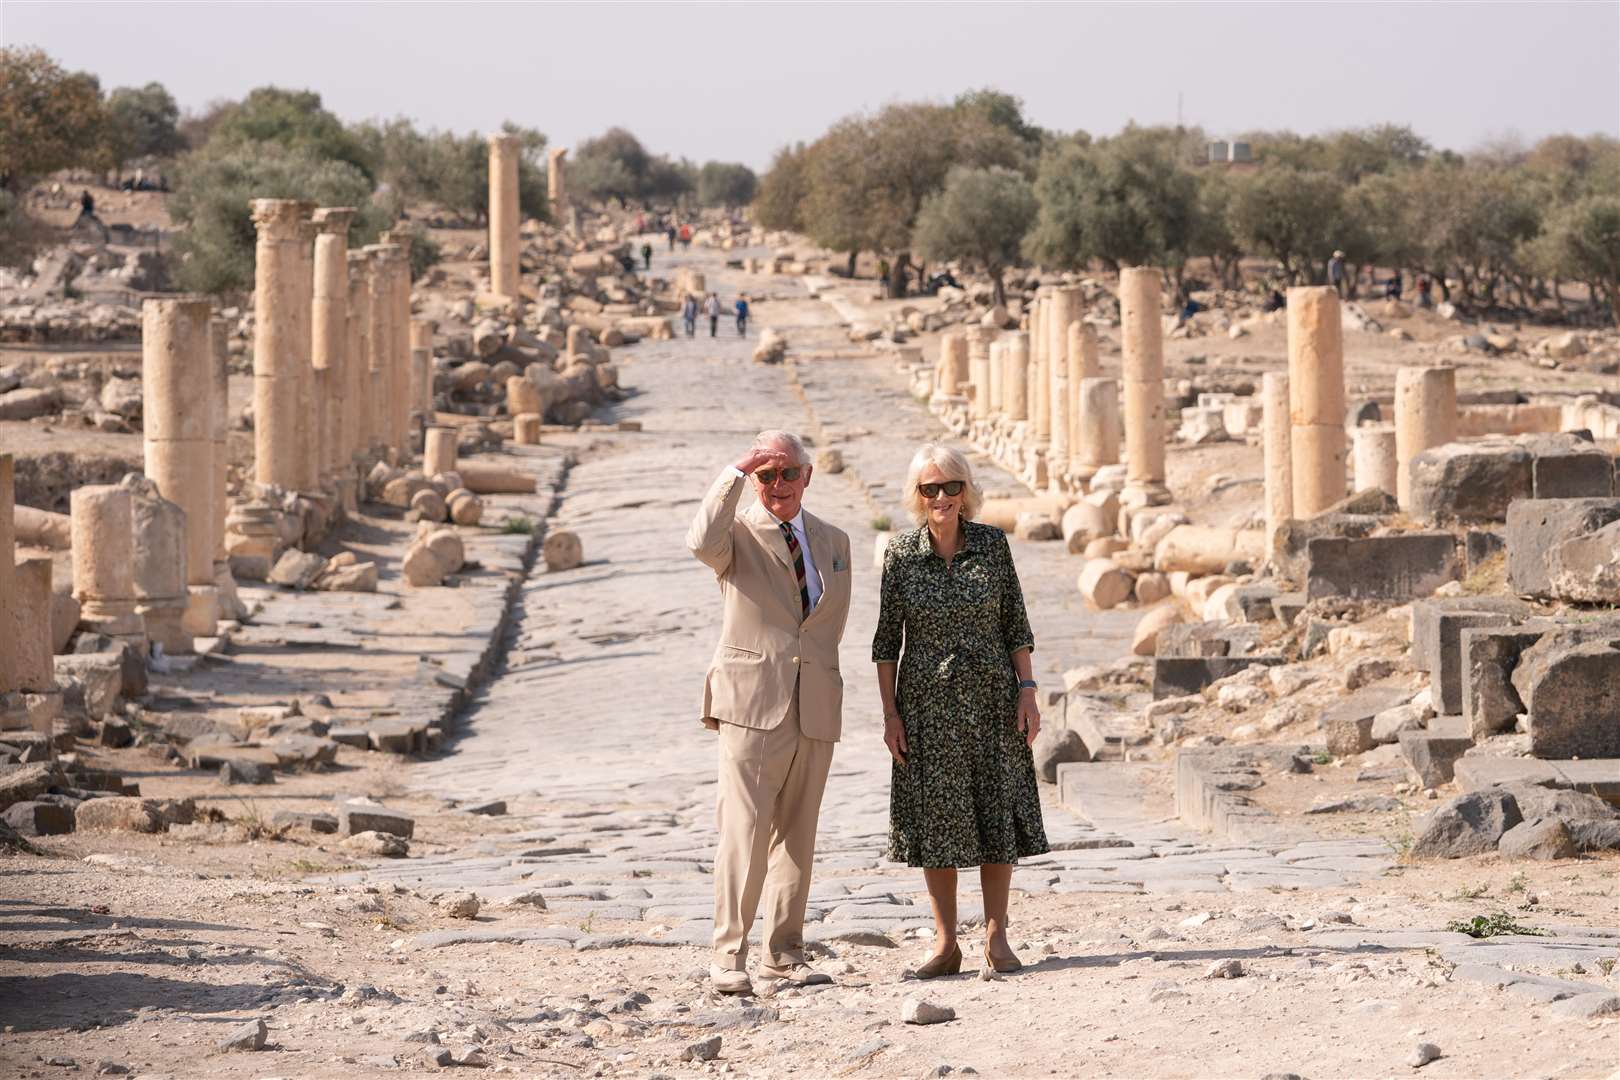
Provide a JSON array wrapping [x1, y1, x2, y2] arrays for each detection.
[[832, 556, 847, 572]]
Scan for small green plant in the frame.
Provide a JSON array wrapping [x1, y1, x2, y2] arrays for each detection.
[[1505, 872, 1528, 894], [1389, 830, 1414, 862], [1445, 913, 1549, 939], [1311, 751, 1332, 765], [1598, 957, 1616, 978], [871, 515, 892, 532], [1447, 883, 1490, 900], [503, 515, 535, 535]]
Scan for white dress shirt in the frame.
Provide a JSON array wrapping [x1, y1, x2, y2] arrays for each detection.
[[728, 467, 822, 610]]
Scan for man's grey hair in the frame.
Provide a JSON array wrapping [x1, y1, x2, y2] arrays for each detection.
[[752, 429, 811, 465]]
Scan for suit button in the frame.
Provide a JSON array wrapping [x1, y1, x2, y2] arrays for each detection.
[[792, 656, 800, 664]]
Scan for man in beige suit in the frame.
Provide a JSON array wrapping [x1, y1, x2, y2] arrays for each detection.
[[687, 429, 852, 994]]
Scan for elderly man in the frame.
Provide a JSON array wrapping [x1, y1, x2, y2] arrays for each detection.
[[687, 429, 852, 993]]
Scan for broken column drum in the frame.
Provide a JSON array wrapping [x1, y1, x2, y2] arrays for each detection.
[[141, 295, 217, 637], [71, 484, 145, 647], [1394, 365, 1457, 511], [966, 326, 993, 421], [1119, 268, 1168, 501], [548, 146, 568, 220], [987, 338, 1006, 416], [1067, 320, 1100, 474], [1353, 423, 1399, 497], [1003, 331, 1030, 422], [937, 331, 968, 396], [488, 134, 521, 302], [1074, 377, 1121, 480], [1287, 285, 1347, 517], [126, 477, 191, 655], [1046, 285, 1080, 482], [250, 198, 312, 492], [424, 427, 458, 478]]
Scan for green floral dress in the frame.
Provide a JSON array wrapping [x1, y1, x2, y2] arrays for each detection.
[[872, 521, 1049, 868]]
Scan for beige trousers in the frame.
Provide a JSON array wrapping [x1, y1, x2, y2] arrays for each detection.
[[712, 694, 835, 970]]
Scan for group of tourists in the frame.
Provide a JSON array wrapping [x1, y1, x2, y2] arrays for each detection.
[[681, 292, 748, 338]]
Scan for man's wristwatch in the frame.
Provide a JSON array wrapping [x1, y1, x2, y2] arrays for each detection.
[[1018, 679, 1038, 691]]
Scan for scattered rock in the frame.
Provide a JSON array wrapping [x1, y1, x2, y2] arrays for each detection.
[[1407, 1042, 1440, 1068], [682, 1035, 722, 1062], [1204, 958, 1244, 979], [217, 1018, 267, 1052], [340, 830, 408, 857], [901, 997, 956, 1025], [437, 891, 481, 919], [1411, 789, 1522, 858], [1497, 817, 1577, 861]]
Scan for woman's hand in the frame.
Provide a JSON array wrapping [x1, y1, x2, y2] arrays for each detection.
[[883, 713, 908, 765], [1015, 689, 1040, 747]]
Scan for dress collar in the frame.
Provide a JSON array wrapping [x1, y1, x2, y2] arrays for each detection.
[[909, 519, 992, 559]]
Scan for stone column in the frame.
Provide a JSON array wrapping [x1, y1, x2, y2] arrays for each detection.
[[208, 316, 242, 620], [377, 237, 413, 456], [1286, 286, 1347, 516], [294, 218, 319, 493], [0, 453, 15, 695], [488, 134, 521, 303], [125, 476, 189, 655], [1074, 377, 1121, 482], [937, 331, 968, 396], [1353, 423, 1399, 496], [142, 295, 216, 638], [548, 146, 569, 223], [312, 207, 354, 497], [424, 426, 458, 477], [1004, 331, 1030, 421], [1261, 372, 1293, 556], [1119, 267, 1168, 503], [250, 199, 310, 492], [987, 337, 1005, 417], [1031, 291, 1050, 441], [411, 318, 437, 425], [1067, 319, 1099, 474], [1394, 365, 1457, 510], [364, 245, 391, 456], [966, 326, 993, 421], [345, 250, 371, 471], [1046, 285, 1080, 487], [71, 484, 145, 650]]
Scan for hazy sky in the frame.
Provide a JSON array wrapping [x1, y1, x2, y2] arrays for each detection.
[[8, 1, 1618, 169]]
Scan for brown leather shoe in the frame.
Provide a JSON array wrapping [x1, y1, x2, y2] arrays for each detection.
[[709, 964, 753, 994], [984, 941, 1022, 974], [758, 962, 833, 986], [915, 943, 962, 979]]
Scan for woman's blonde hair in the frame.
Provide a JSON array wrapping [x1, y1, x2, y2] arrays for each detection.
[[902, 443, 983, 525]]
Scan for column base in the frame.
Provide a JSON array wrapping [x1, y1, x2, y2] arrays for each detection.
[[214, 562, 248, 622], [181, 585, 219, 638], [1121, 483, 1171, 509], [137, 600, 192, 656]]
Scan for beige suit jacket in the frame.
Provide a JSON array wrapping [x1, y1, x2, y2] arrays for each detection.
[[686, 468, 852, 741]]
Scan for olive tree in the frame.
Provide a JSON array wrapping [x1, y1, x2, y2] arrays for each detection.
[[912, 165, 1036, 306]]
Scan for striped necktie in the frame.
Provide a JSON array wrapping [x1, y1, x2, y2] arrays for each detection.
[[778, 521, 811, 619]]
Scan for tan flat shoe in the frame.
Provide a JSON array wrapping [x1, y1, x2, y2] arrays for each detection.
[[985, 942, 1022, 974], [915, 943, 962, 979]]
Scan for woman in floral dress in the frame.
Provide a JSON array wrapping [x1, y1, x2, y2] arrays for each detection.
[[873, 444, 1047, 977]]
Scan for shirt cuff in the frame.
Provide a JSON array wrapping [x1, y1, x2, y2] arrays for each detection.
[[726, 466, 745, 479]]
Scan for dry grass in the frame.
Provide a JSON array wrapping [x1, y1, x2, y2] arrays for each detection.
[[1463, 550, 1508, 594]]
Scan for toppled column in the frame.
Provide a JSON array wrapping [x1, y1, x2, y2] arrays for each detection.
[[937, 330, 968, 396], [1067, 321, 1099, 474], [488, 134, 521, 303], [124, 475, 190, 655], [250, 199, 312, 492], [141, 295, 217, 638], [1004, 331, 1030, 421], [423, 426, 458, 478], [1047, 285, 1080, 486], [71, 485, 146, 651], [1119, 267, 1168, 504], [0, 453, 15, 695], [1395, 365, 1457, 511], [1287, 286, 1346, 517], [312, 207, 355, 498], [965, 326, 993, 421], [1074, 377, 1121, 482], [548, 146, 569, 224], [1353, 423, 1399, 496], [1262, 372, 1293, 555]]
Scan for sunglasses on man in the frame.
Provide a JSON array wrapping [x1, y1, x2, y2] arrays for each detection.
[[755, 467, 803, 485], [918, 481, 965, 498]]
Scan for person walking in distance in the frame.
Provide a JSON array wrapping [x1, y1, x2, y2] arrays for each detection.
[[1328, 250, 1347, 298], [735, 294, 750, 337], [688, 430, 853, 994], [667, 224, 677, 252], [641, 242, 653, 271], [705, 292, 722, 338], [682, 293, 699, 338]]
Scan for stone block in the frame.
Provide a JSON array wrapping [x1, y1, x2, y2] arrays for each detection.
[[1320, 685, 1410, 756], [1511, 632, 1620, 758], [1411, 788, 1522, 858], [1410, 597, 1529, 714], [1271, 592, 1307, 628], [1152, 656, 1284, 700], [1547, 519, 1620, 604], [1520, 435, 1615, 499], [1461, 623, 1554, 738], [270, 810, 338, 833], [1551, 759, 1620, 804], [1465, 529, 1505, 572], [1272, 513, 1379, 584], [51, 654, 124, 721], [1453, 756, 1563, 793], [1157, 621, 1262, 659], [1305, 533, 1460, 602], [1505, 498, 1620, 601], [75, 796, 165, 833], [1409, 439, 1533, 522], [3, 799, 75, 835], [336, 800, 414, 839], [1498, 817, 1577, 860], [1398, 729, 1474, 788], [1225, 583, 1281, 622]]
